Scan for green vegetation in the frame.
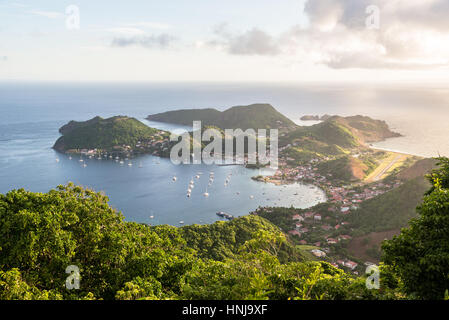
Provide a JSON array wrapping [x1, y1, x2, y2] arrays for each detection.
[[382, 158, 449, 299], [53, 116, 163, 152], [279, 116, 400, 168], [281, 120, 358, 150], [147, 104, 297, 130], [347, 177, 431, 235], [332, 115, 401, 143], [0, 183, 402, 300]]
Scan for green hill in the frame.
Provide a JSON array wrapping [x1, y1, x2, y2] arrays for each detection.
[[147, 103, 297, 130], [53, 116, 163, 152], [331, 115, 401, 144], [280, 116, 399, 165], [347, 177, 431, 235]]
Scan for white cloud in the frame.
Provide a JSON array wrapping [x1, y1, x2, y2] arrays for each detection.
[[205, 0, 449, 70], [206, 23, 281, 56], [111, 34, 177, 49]]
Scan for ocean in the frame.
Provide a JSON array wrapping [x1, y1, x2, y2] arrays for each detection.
[[1, 81, 448, 225]]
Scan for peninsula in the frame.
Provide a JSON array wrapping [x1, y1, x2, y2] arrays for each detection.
[[53, 116, 173, 158]]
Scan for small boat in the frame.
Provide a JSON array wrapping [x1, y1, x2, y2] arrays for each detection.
[[216, 212, 234, 220], [203, 192, 209, 197], [195, 175, 200, 179], [55, 158, 60, 163], [172, 176, 177, 182], [149, 215, 154, 219], [68, 156, 72, 160], [79, 159, 84, 162], [83, 163, 87, 168], [179, 221, 184, 224]]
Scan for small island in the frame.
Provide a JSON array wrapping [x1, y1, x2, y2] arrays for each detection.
[[53, 116, 174, 158], [147, 103, 298, 132]]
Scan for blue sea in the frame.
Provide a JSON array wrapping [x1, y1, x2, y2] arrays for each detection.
[[1, 82, 448, 225]]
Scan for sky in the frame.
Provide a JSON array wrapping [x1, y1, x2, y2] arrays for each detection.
[[0, 0, 449, 83]]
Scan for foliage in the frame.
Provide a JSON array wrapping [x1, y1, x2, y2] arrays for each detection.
[[0, 181, 429, 301], [53, 116, 162, 152], [148, 104, 297, 130], [382, 157, 449, 299], [348, 177, 430, 234]]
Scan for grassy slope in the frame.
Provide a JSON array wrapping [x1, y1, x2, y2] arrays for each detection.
[[53, 116, 161, 151], [347, 176, 431, 235]]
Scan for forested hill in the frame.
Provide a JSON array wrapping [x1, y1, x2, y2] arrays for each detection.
[[282, 115, 400, 149], [53, 116, 163, 153], [147, 104, 297, 130], [0, 183, 380, 300]]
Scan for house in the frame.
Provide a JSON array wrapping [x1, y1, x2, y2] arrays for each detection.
[[327, 238, 338, 244], [292, 214, 304, 221], [288, 230, 301, 236], [345, 261, 358, 270], [304, 212, 314, 218], [338, 235, 352, 241], [341, 207, 350, 213], [314, 214, 322, 221], [311, 249, 326, 258]]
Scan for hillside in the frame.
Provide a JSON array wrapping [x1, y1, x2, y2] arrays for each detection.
[[53, 116, 165, 153], [347, 176, 431, 235], [147, 103, 297, 130], [0, 183, 388, 300], [331, 115, 401, 144], [316, 155, 371, 183], [279, 116, 400, 174]]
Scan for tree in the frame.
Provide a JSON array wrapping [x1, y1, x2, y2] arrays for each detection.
[[382, 157, 449, 299]]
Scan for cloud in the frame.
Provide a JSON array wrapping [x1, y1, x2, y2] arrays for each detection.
[[111, 34, 177, 49], [124, 22, 172, 30], [107, 27, 146, 36], [206, 0, 449, 70], [207, 23, 281, 56], [29, 10, 63, 19]]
